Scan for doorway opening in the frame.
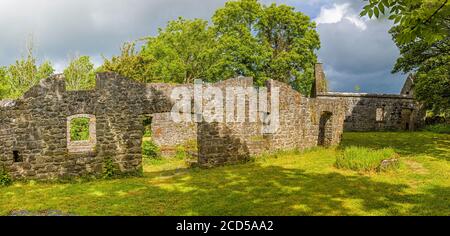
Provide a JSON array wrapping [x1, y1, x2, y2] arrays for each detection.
[[318, 111, 333, 146]]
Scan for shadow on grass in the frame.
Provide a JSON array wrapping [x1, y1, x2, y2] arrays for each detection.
[[140, 162, 449, 216], [2, 132, 448, 216], [340, 132, 450, 161], [2, 160, 448, 216]]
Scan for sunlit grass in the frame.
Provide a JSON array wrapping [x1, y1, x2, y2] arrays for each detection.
[[336, 146, 398, 172], [0, 132, 449, 216]]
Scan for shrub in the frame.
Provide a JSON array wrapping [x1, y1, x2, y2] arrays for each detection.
[[0, 166, 12, 186], [423, 124, 450, 134], [336, 146, 398, 172], [142, 140, 160, 159], [142, 117, 153, 138], [143, 128, 152, 138], [102, 158, 117, 179], [70, 118, 90, 141]]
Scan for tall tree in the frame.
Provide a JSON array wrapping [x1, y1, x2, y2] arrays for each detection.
[[210, 0, 320, 93], [361, 0, 450, 115], [64, 55, 96, 90], [0, 67, 9, 99], [0, 43, 54, 99], [208, 0, 269, 83], [258, 3, 320, 92], [102, 0, 320, 95], [100, 41, 153, 83], [141, 18, 214, 83]]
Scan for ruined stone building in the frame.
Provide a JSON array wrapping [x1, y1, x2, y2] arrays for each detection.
[[313, 64, 424, 132], [0, 64, 424, 180]]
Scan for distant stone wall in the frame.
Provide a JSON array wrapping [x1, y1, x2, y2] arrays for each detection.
[[151, 112, 197, 156], [312, 63, 425, 131], [318, 92, 425, 131]]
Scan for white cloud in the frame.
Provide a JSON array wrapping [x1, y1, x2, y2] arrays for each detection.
[[314, 3, 367, 30], [344, 15, 367, 31], [315, 3, 348, 24]]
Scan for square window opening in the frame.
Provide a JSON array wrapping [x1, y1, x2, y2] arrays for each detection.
[[13, 150, 23, 162], [70, 117, 90, 141]]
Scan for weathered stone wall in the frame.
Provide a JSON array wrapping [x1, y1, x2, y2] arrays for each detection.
[[197, 78, 347, 167], [312, 63, 425, 131], [0, 73, 172, 180], [1, 71, 350, 179], [151, 112, 197, 155], [197, 78, 267, 166], [318, 92, 425, 131]]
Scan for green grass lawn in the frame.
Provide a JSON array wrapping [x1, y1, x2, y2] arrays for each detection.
[[1, 132, 449, 216]]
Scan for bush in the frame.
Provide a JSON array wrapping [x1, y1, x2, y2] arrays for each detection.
[[142, 140, 160, 159], [0, 166, 12, 186], [102, 158, 117, 179], [70, 118, 90, 141], [336, 146, 398, 172], [423, 124, 450, 134], [142, 117, 153, 138]]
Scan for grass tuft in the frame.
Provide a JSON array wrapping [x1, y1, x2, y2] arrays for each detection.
[[336, 146, 398, 172]]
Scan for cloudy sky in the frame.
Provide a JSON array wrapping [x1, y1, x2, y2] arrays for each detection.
[[0, 0, 407, 93]]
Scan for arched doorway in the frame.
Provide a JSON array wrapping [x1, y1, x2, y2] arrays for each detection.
[[318, 111, 333, 146]]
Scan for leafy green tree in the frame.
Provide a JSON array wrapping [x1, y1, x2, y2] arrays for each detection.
[[141, 18, 214, 83], [0, 44, 54, 99], [414, 61, 450, 117], [100, 41, 153, 83], [0, 67, 9, 99], [361, 0, 450, 115], [361, 0, 449, 44], [210, 0, 320, 93], [258, 3, 320, 92], [64, 55, 95, 90], [208, 0, 269, 83], [102, 0, 320, 95]]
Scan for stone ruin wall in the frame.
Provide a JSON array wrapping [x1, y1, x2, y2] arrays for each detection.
[[150, 113, 197, 156], [318, 93, 425, 131], [196, 78, 346, 167], [0, 72, 348, 180], [153, 64, 426, 168], [146, 77, 347, 167], [313, 64, 425, 131], [0, 73, 173, 180], [0, 62, 425, 181]]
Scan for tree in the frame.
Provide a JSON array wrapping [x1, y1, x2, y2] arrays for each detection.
[[361, 0, 450, 115], [100, 41, 153, 83], [141, 18, 214, 83], [102, 0, 320, 95], [415, 67, 450, 116], [208, 0, 269, 83], [361, 0, 449, 44], [0, 67, 9, 99], [0, 43, 54, 99], [210, 0, 320, 93], [258, 3, 320, 92], [64, 55, 96, 90]]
